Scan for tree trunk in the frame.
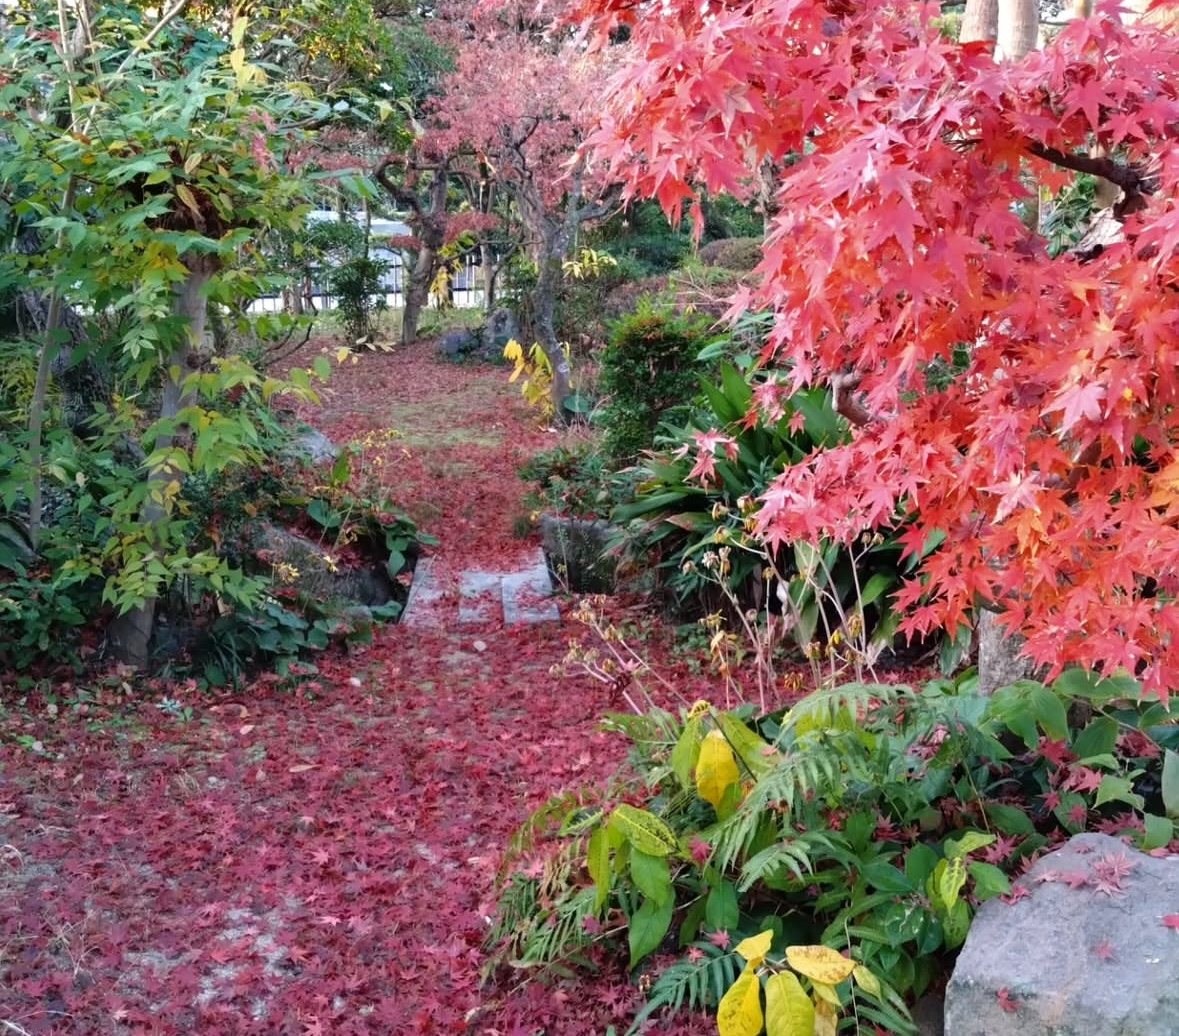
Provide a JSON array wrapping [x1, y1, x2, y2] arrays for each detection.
[[480, 242, 497, 312], [108, 261, 214, 668], [997, 0, 1038, 60], [375, 156, 450, 345], [401, 247, 436, 345], [531, 245, 571, 413], [960, 0, 999, 44], [976, 608, 1036, 696]]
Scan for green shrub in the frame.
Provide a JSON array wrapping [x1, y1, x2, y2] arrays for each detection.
[[328, 255, 389, 346], [698, 236, 764, 271], [599, 302, 716, 464], [701, 194, 764, 241], [552, 252, 648, 349], [518, 443, 631, 520], [487, 665, 1179, 1034], [611, 360, 910, 645]]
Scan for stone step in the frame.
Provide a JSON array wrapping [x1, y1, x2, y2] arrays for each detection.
[[400, 550, 559, 628]]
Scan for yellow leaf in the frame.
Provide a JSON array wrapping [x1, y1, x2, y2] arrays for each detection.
[[184, 151, 203, 176], [697, 729, 739, 808], [763, 972, 814, 1036], [716, 968, 762, 1036], [735, 930, 774, 969], [813, 999, 837, 1036], [230, 46, 248, 86], [852, 965, 881, 999], [810, 982, 841, 1008], [334, 347, 352, 364], [175, 183, 201, 219], [784, 946, 856, 986]]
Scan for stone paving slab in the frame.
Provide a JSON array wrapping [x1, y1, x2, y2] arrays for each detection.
[[401, 551, 560, 628], [459, 571, 502, 624], [401, 557, 444, 628], [502, 550, 560, 625]]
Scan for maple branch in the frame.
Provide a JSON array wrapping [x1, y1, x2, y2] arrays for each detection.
[[830, 371, 873, 428], [1024, 141, 1155, 201]]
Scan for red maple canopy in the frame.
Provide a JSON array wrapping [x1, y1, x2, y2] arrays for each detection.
[[572, 0, 1179, 698]]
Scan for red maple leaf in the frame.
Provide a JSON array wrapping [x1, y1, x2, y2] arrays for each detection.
[[996, 988, 1020, 1014]]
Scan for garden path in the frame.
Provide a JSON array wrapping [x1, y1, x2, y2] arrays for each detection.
[[1, 336, 710, 1035]]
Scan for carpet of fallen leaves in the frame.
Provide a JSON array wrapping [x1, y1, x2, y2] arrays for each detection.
[[1, 335, 729, 1035]]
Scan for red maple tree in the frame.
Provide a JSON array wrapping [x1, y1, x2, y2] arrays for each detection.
[[574, 0, 1179, 698], [426, 0, 618, 404]]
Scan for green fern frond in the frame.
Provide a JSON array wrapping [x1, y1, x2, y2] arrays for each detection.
[[497, 787, 595, 886], [626, 943, 741, 1035], [517, 886, 597, 969], [737, 837, 817, 892], [779, 681, 906, 738]]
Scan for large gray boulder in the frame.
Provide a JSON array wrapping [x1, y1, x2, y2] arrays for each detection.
[[252, 524, 396, 607], [481, 307, 521, 358], [282, 425, 339, 467], [945, 833, 1179, 1036], [438, 328, 477, 359]]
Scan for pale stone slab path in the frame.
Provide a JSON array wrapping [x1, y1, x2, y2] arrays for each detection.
[[402, 548, 559, 628]]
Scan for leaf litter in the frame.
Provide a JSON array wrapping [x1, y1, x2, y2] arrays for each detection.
[[0, 336, 719, 1034]]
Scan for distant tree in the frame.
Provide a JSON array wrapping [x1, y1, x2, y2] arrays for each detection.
[[427, 1, 618, 408]]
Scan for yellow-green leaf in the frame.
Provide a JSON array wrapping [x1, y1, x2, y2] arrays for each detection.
[[932, 856, 968, 914], [718, 711, 779, 777], [717, 968, 763, 1036], [587, 825, 611, 914], [784, 946, 856, 986], [764, 971, 813, 1036], [609, 804, 678, 857], [175, 183, 201, 219], [697, 729, 739, 809], [814, 999, 838, 1036], [671, 715, 704, 791], [810, 981, 841, 1008], [852, 965, 881, 998], [735, 930, 774, 968]]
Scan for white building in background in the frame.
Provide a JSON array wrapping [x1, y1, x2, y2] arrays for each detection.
[[248, 210, 484, 315]]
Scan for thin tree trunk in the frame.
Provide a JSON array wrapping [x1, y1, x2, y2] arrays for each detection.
[[960, 0, 999, 44], [108, 262, 214, 667], [997, 0, 1038, 60], [531, 243, 571, 414], [480, 242, 497, 312]]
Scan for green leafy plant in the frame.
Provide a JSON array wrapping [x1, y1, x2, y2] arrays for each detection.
[[487, 638, 1179, 1034], [599, 301, 717, 463], [613, 360, 912, 669], [517, 443, 623, 520], [328, 254, 390, 346]]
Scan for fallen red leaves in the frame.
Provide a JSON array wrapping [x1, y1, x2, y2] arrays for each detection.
[[0, 336, 719, 1035]]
